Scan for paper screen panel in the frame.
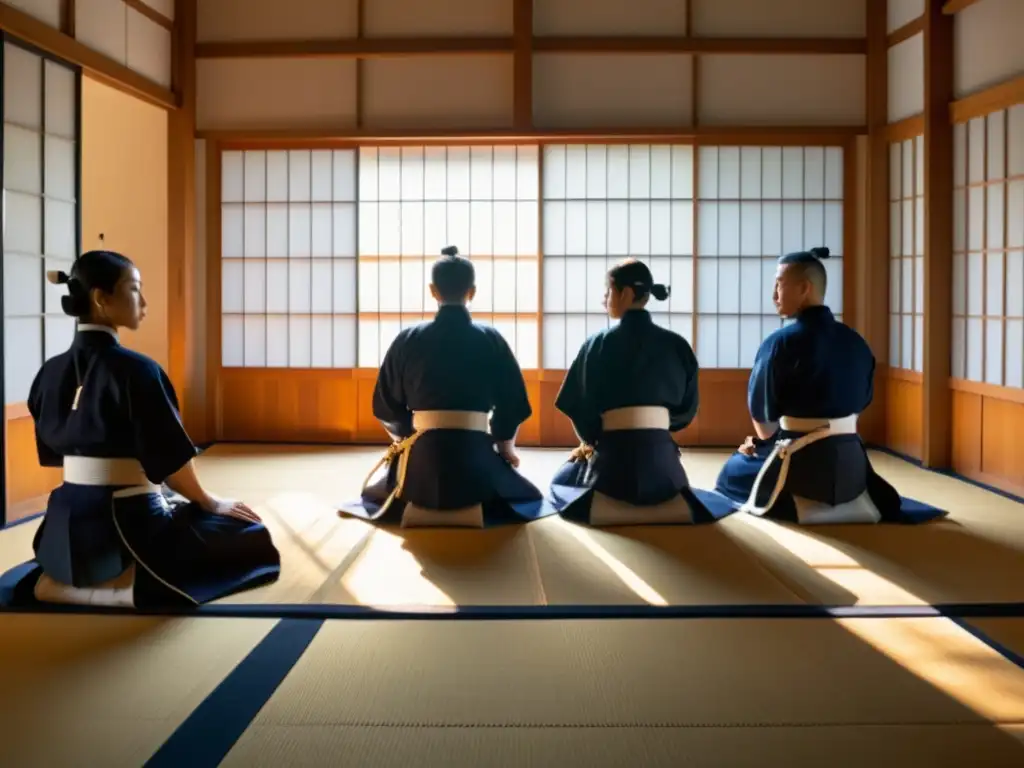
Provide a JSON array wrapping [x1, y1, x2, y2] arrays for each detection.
[[953, 107, 1020, 386], [357, 145, 539, 367], [697, 145, 844, 368], [220, 149, 358, 368], [541, 144, 694, 368], [3, 42, 79, 404]]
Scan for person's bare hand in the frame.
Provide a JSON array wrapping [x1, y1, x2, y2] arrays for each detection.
[[498, 446, 520, 468], [738, 436, 757, 457], [209, 496, 262, 523]]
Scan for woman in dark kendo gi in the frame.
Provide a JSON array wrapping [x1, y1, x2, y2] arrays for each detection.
[[712, 247, 946, 525], [0, 250, 281, 609], [548, 259, 736, 526], [339, 246, 554, 528]]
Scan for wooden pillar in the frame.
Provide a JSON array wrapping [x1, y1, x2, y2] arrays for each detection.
[[921, 0, 954, 467], [859, 0, 890, 446], [167, 0, 200, 437], [512, 0, 533, 130]]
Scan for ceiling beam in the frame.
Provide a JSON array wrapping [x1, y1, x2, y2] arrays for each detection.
[[195, 36, 866, 60]]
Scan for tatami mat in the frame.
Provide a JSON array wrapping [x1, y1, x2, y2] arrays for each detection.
[[3, 444, 1023, 610], [221, 724, 1024, 768], [217, 617, 1024, 766], [0, 613, 277, 766]]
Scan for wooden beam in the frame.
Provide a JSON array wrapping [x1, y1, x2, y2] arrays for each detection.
[[533, 36, 867, 55], [195, 35, 867, 60], [512, 0, 532, 131], [197, 125, 867, 146], [921, 0, 955, 468], [886, 16, 924, 48], [860, 0, 890, 446], [355, 0, 364, 129], [950, 73, 1024, 123], [0, 3, 175, 109], [885, 114, 925, 142], [942, 0, 984, 14], [167, 0, 199, 436], [124, 0, 173, 31], [195, 38, 515, 59]]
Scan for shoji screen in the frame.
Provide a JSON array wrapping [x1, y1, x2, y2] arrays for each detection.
[[540, 144, 695, 369], [696, 145, 844, 368], [888, 136, 925, 373], [952, 106, 1024, 388], [356, 145, 539, 368], [219, 149, 358, 368], [3, 41, 79, 406]]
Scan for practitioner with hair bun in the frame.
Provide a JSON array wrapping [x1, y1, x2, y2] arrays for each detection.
[[1, 250, 280, 609], [711, 246, 946, 524], [547, 258, 734, 526]]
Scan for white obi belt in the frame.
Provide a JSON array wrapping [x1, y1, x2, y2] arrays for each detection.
[[740, 414, 883, 525], [577, 406, 696, 527], [366, 410, 493, 528]]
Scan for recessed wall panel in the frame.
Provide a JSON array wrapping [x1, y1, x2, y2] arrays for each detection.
[[197, 0, 359, 42], [691, 0, 865, 38], [3, 0, 62, 28], [887, 33, 924, 123], [362, 57, 513, 130], [127, 7, 172, 88], [533, 54, 692, 129], [75, 0, 128, 65], [887, 0, 924, 33], [196, 59, 358, 131], [534, 0, 688, 36], [699, 55, 865, 126], [364, 0, 512, 37], [954, 0, 1024, 98]]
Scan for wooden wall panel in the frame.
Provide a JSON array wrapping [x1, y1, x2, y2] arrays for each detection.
[[887, 0, 925, 33], [887, 33, 924, 122], [81, 75, 171, 366], [126, 4, 171, 88], [364, 0, 512, 38], [196, 0, 358, 42], [884, 370, 923, 459], [691, 0, 865, 38], [3, 0, 61, 28], [213, 368, 752, 449], [75, 0, 127, 63], [953, 0, 1024, 98], [361, 56, 513, 130], [951, 385, 1024, 496], [4, 408, 60, 523], [697, 54, 866, 126], [72, 0, 172, 89], [532, 54, 693, 129], [533, 0, 688, 37], [195, 59, 358, 131]]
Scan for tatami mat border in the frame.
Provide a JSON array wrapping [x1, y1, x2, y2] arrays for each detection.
[[4, 601, 1024, 621]]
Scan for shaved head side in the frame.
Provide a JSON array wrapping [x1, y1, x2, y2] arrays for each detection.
[[779, 246, 830, 300]]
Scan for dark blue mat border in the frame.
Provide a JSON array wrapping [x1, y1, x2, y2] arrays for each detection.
[[949, 616, 1024, 672], [4, 600, 1024, 621], [143, 617, 324, 768]]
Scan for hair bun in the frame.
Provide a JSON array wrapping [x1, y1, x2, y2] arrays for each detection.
[[441, 245, 459, 257], [651, 283, 671, 301], [46, 270, 70, 285], [810, 246, 830, 259]]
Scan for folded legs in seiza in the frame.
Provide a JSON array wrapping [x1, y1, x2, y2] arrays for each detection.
[[710, 248, 946, 525], [339, 246, 552, 528]]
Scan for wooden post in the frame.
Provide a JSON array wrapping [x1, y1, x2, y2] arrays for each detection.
[[921, 0, 954, 467]]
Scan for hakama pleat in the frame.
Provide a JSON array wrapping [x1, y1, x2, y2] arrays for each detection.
[[0, 484, 281, 609], [712, 433, 947, 524], [339, 430, 556, 527], [547, 430, 736, 526]]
